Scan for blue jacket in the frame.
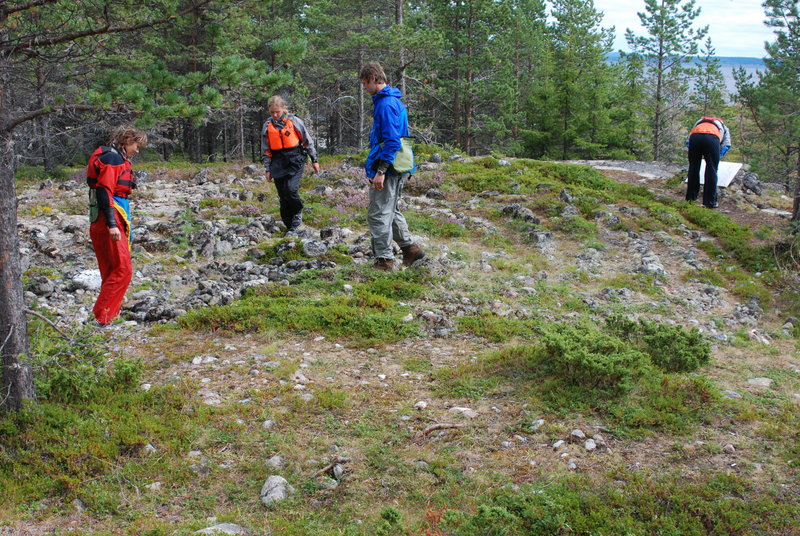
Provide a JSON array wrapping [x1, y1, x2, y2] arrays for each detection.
[[365, 85, 416, 178]]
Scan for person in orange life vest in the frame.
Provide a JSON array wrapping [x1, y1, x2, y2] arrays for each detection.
[[86, 126, 147, 326], [260, 95, 320, 234], [686, 116, 731, 209]]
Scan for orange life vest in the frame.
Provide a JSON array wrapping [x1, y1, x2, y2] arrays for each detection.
[[86, 146, 134, 198], [690, 117, 724, 141], [266, 118, 302, 151]]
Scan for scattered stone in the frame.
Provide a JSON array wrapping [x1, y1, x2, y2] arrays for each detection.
[[530, 419, 545, 431], [552, 440, 565, 450], [747, 377, 773, 388], [266, 455, 284, 469], [195, 522, 251, 535], [584, 439, 597, 452], [144, 481, 162, 491], [569, 429, 586, 443], [260, 475, 294, 507], [723, 444, 736, 454], [415, 401, 428, 410], [721, 390, 742, 399], [742, 173, 763, 195], [449, 406, 478, 418], [72, 269, 102, 291]]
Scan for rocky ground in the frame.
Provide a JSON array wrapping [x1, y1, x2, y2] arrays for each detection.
[[8, 156, 800, 535]]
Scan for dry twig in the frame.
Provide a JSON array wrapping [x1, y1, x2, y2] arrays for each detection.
[[415, 423, 466, 439], [314, 455, 352, 477]]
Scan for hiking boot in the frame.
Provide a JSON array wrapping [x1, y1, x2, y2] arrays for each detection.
[[290, 212, 303, 230], [373, 258, 393, 271], [401, 244, 426, 267]]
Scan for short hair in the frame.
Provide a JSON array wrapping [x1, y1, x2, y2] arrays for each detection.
[[110, 126, 147, 148], [359, 62, 387, 84], [268, 95, 288, 111]]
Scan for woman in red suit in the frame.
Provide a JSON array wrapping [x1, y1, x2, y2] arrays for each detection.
[[86, 126, 147, 326]]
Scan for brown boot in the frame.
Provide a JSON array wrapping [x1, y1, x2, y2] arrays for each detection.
[[401, 244, 426, 267], [373, 258, 393, 271]]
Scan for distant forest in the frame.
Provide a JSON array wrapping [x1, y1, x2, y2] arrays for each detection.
[[2, 0, 798, 186]]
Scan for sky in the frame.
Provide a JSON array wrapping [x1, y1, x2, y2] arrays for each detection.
[[591, 0, 777, 58]]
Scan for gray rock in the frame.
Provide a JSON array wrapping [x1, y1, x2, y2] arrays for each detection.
[[570, 429, 586, 443], [302, 239, 328, 258], [332, 463, 345, 480], [425, 188, 445, 199], [266, 455, 284, 469], [584, 439, 597, 452], [243, 164, 261, 176], [529, 230, 555, 254], [530, 419, 545, 431], [560, 204, 580, 216], [429, 153, 443, 163], [28, 275, 55, 297], [723, 444, 736, 454], [552, 440, 565, 450], [638, 255, 667, 278], [260, 475, 294, 507], [747, 377, 773, 388], [195, 523, 251, 535], [721, 389, 742, 399], [72, 269, 102, 291], [498, 159, 511, 166], [742, 173, 763, 196], [192, 168, 211, 185], [559, 188, 575, 203]]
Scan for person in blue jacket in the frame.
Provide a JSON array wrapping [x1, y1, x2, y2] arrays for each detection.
[[359, 61, 425, 270]]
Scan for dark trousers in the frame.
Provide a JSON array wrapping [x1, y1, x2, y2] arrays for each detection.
[[273, 167, 304, 229], [686, 133, 721, 208]]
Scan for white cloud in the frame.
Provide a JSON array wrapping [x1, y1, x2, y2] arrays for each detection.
[[592, 0, 776, 58]]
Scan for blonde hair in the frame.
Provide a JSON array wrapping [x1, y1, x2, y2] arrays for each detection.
[[268, 95, 289, 111], [110, 126, 147, 148]]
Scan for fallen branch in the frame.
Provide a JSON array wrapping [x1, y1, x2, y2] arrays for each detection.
[[24, 308, 68, 338], [314, 455, 352, 477], [415, 423, 466, 439]]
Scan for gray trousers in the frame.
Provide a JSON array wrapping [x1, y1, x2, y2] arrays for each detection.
[[368, 172, 413, 260]]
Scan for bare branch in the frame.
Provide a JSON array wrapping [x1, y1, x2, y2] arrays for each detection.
[[24, 308, 68, 338], [6, 0, 59, 16], [5, 103, 96, 131], [415, 423, 466, 439], [11, 0, 214, 51], [313, 456, 352, 477]]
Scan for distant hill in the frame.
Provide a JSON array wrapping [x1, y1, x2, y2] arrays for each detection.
[[606, 53, 765, 97]]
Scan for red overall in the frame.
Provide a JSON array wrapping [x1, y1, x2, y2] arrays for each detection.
[[86, 146, 134, 324]]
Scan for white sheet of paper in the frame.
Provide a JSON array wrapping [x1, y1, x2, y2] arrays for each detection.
[[691, 161, 743, 188]]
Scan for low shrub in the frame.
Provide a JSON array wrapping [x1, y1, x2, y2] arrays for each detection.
[[528, 323, 652, 396], [605, 315, 711, 373]]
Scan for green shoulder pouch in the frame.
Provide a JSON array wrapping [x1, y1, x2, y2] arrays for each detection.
[[88, 189, 99, 223], [384, 136, 415, 174]]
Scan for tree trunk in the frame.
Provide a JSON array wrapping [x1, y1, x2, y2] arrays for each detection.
[[0, 48, 36, 412], [36, 66, 57, 174], [358, 52, 365, 150], [395, 0, 406, 96], [792, 148, 800, 222]]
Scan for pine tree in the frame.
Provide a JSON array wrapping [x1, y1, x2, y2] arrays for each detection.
[[691, 37, 726, 117], [624, 0, 708, 161], [735, 0, 800, 219]]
